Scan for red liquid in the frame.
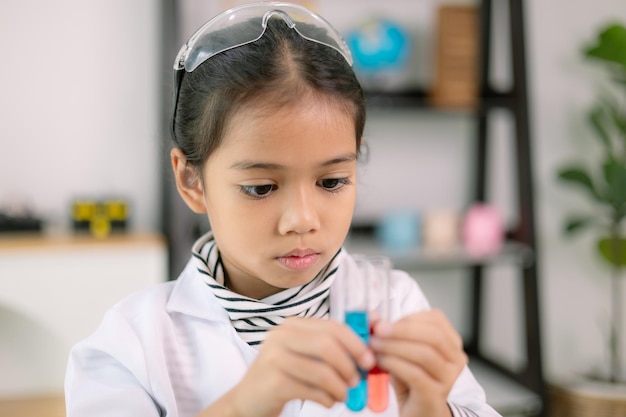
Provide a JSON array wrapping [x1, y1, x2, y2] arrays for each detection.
[[368, 366, 389, 412], [368, 325, 389, 411]]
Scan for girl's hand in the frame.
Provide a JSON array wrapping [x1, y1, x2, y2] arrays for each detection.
[[224, 317, 375, 417], [370, 309, 468, 417]]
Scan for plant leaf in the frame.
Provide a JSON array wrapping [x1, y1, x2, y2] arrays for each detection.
[[558, 166, 602, 202], [604, 99, 626, 141], [597, 236, 626, 267], [584, 23, 626, 71], [588, 105, 613, 151], [612, 73, 626, 85], [563, 216, 595, 235], [602, 159, 626, 208]]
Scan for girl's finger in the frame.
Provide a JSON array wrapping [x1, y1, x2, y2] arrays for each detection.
[[285, 382, 337, 409], [231, 367, 337, 416], [370, 337, 466, 383], [269, 318, 375, 377], [376, 353, 441, 395], [276, 348, 354, 402], [373, 312, 463, 361], [376, 351, 464, 403]]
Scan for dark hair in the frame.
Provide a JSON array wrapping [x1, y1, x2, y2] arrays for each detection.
[[172, 17, 366, 169]]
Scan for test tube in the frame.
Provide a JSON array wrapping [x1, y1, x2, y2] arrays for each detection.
[[366, 256, 390, 412], [344, 255, 369, 412]]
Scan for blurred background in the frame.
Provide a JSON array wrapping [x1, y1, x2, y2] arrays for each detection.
[[1, 0, 625, 416]]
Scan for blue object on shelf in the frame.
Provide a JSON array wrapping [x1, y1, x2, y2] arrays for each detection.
[[346, 18, 411, 75], [376, 210, 420, 252]]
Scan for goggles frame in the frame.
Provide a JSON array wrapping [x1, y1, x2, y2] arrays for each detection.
[[171, 2, 353, 139]]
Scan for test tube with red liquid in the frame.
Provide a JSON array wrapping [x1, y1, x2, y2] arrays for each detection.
[[366, 256, 390, 413]]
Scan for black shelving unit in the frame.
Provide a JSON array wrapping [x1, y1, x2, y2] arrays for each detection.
[[359, 1, 546, 415], [470, 1, 546, 416]]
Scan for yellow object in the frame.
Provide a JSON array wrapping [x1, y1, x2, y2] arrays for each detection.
[[90, 214, 112, 239], [72, 201, 97, 221], [72, 199, 129, 238], [104, 200, 128, 221]]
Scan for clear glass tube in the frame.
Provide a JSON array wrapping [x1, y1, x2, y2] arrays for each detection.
[[366, 256, 390, 412], [343, 255, 391, 412], [344, 255, 369, 411]]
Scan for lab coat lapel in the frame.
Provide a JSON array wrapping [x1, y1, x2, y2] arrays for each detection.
[[166, 258, 232, 323]]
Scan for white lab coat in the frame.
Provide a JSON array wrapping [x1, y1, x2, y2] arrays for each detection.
[[65, 250, 501, 417]]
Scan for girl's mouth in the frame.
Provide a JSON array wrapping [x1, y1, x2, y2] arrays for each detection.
[[277, 252, 320, 271]]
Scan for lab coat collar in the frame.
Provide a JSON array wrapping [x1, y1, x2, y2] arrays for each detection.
[[166, 258, 232, 323], [165, 249, 385, 326]]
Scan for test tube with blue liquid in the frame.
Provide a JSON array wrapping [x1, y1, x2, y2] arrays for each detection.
[[344, 255, 369, 411], [344, 255, 390, 412]]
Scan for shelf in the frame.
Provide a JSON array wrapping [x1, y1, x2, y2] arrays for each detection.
[[0, 231, 165, 252], [364, 88, 431, 108], [0, 395, 65, 417], [363, 88, 517, 110], [469, 358, 543, 417], [343, 236, 534, 271]]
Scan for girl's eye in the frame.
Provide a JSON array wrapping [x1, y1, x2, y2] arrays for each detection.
[[318, 178, 351, 192], [239, 184, 277, 198]]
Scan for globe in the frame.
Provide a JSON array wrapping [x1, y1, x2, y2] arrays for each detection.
[[345, 18, 411, 76]]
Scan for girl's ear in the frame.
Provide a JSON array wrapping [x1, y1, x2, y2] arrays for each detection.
[[170, 148, 207, 214]]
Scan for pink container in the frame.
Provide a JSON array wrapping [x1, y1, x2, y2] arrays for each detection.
[[462, 203, 504, 256]]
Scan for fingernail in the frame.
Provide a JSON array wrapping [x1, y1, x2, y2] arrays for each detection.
[[369, 310, 381, 322], [369, 336, 382, 349], [360, 350, 375, 369], [375, 321, 393, 337], [350, 375, 360, 387]]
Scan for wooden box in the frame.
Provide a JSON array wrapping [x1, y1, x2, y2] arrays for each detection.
[[430, 5, 480, 109]]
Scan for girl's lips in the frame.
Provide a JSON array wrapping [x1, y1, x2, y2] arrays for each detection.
[[277, 253, 320, 271]]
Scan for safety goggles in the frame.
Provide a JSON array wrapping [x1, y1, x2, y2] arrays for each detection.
[[172, 2, 353, 136], [174, 2, 353, 72]]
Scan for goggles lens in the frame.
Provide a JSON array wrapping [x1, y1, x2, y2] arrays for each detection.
[[174, 1, 353, 72]]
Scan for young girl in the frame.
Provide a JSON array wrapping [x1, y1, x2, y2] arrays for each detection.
[[65, 3, 502, 417]]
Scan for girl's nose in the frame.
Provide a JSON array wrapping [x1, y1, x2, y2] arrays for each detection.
[[278, 187, 320, 235]]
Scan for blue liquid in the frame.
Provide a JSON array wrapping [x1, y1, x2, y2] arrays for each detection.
[[345, 311, 369, 411]]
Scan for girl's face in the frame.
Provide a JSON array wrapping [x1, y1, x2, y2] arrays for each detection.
[[175, 96, 358, 299]]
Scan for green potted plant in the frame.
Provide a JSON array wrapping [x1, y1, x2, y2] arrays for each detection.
[[556, 21, 626, 388]]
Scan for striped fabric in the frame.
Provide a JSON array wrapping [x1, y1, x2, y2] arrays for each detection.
[[449, 402, 480, 417], [191, 232, 341, 347]]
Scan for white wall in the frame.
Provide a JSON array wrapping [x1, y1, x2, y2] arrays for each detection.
[[1, 0, 625, 391], [0, 0, 161, 232]]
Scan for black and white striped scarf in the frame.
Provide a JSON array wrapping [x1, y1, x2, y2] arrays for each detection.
[[192, 233, 341, 347]]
